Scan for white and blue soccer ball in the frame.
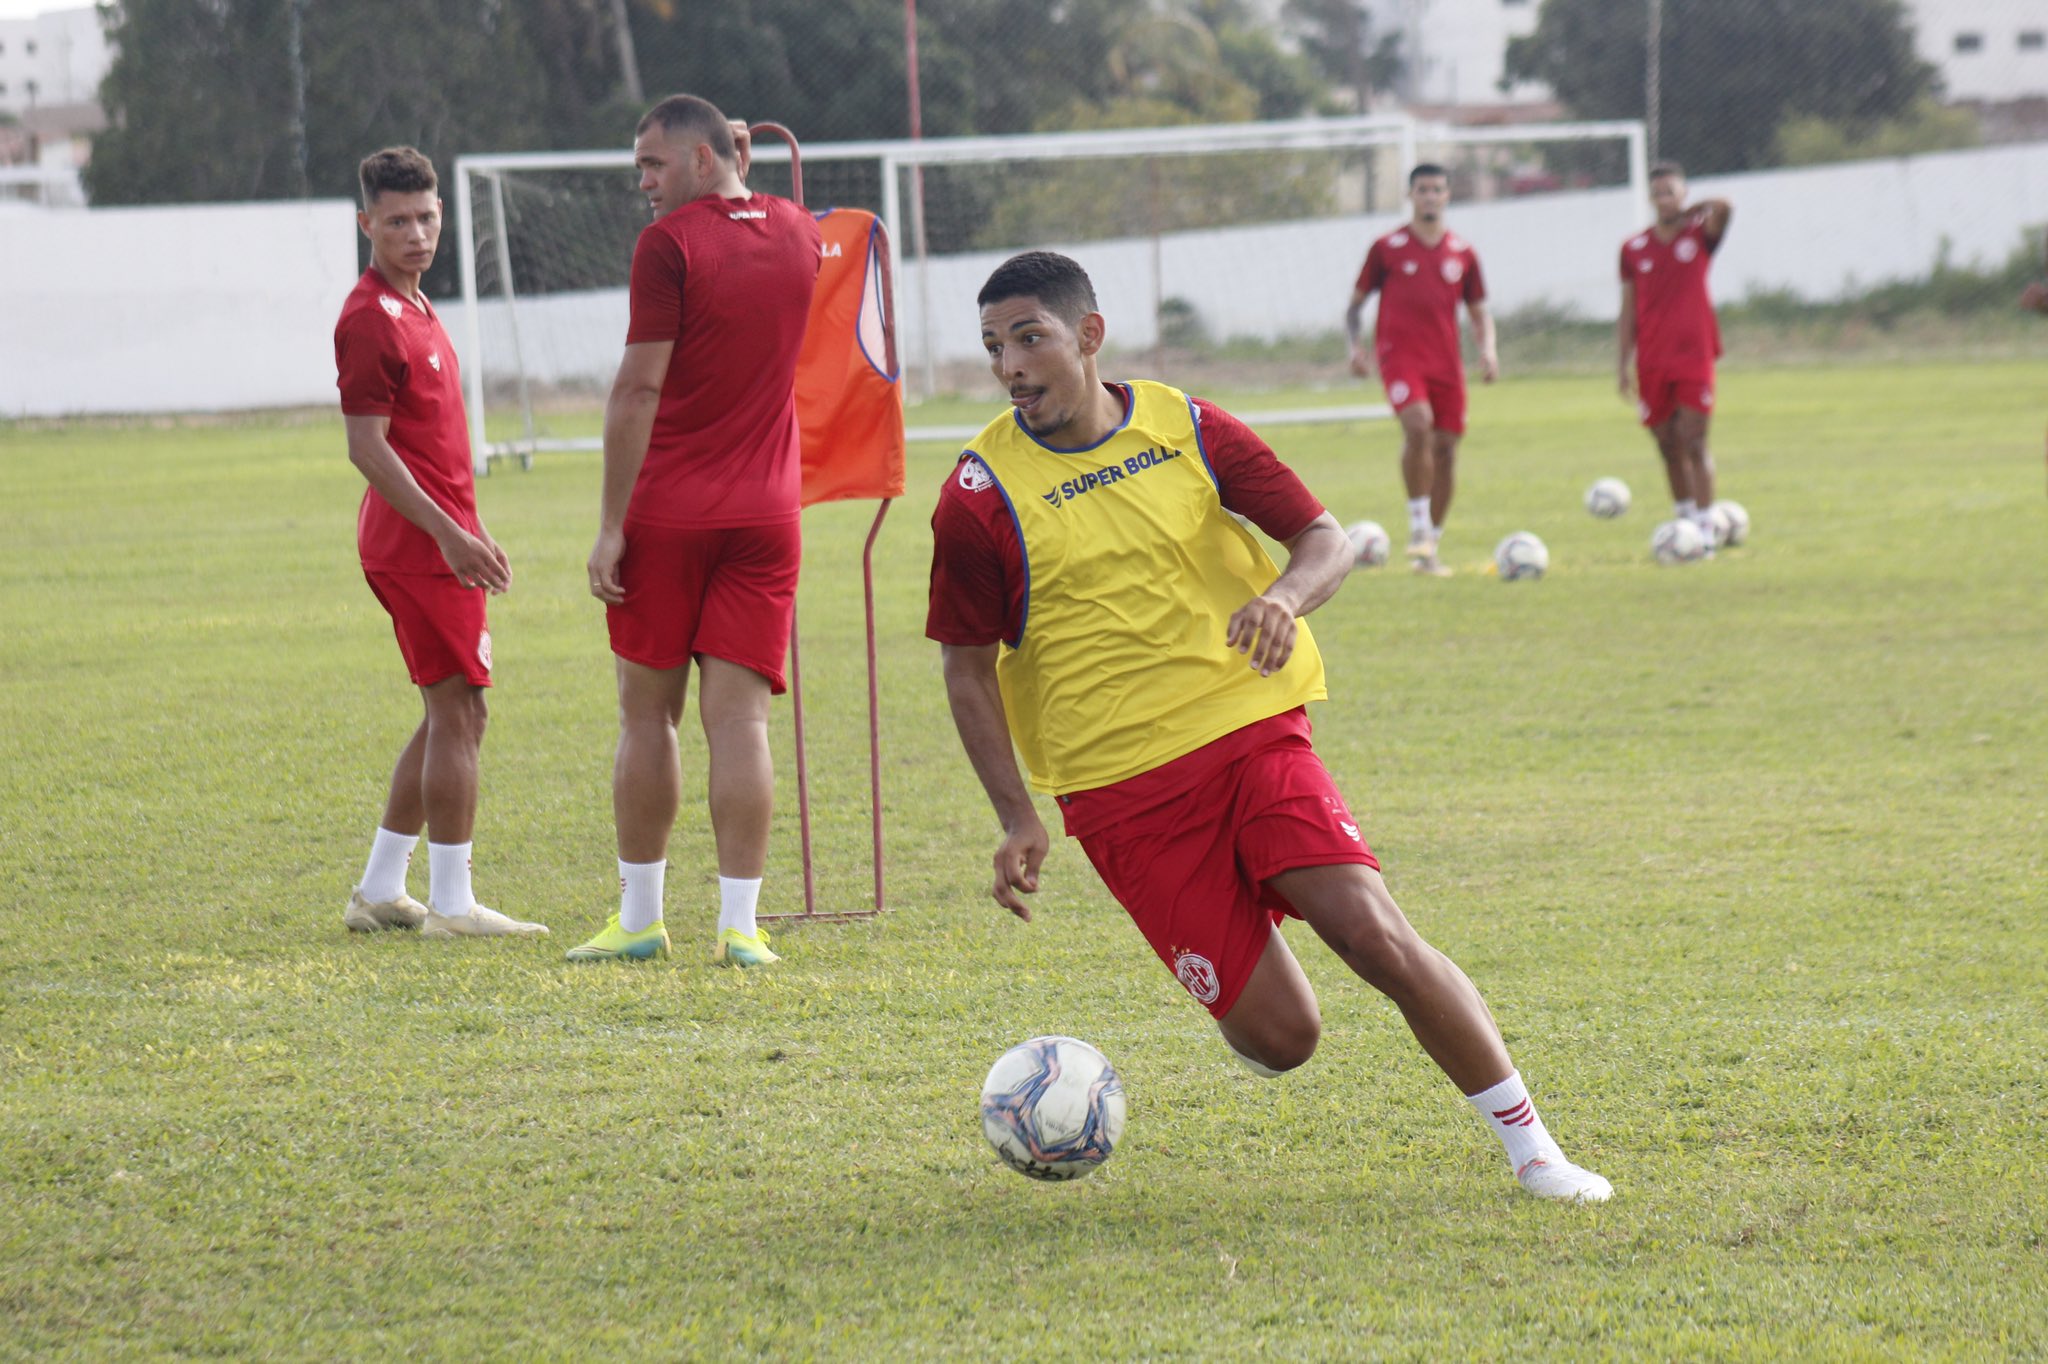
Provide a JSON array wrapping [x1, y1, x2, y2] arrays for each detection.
[[1651, 517, 1708, 564], [1493, 531, 1549, 581], [1345, 519, 1391, 568], [1714, 499, 1750, 547], [980, 1035, 1126, 1181], [1584, 477, 1632, 519]]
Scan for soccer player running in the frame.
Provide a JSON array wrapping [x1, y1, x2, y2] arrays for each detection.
[[568, 95, 822, 966], [1345, 164, 1497, 577], [932, 251, 1611, 1202], [334, 147, 547, 939], [1618, 162, 1732, 545]]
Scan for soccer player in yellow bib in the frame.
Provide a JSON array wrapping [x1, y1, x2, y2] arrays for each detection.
[[928, 251, 1612, 1202]]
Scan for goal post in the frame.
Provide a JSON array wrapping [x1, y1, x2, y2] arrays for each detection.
[[454, 114, 1644, 471]]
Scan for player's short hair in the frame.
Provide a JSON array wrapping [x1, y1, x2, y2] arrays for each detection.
[[1409, 163, 1448, 186], [637, 93, 737, 162], [1650, 160, 1686, 182], [358, 147, 436, 206], [977, 251, 1099, 323]]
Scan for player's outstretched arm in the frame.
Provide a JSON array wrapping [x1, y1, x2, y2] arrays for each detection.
[[589, 340, 671, 603], [344, 414, 510, 593], [941, 642, 1048, 921], [1227, 511, 1350, 677], [1344, 288, 1372, 377], [1616, 279, 1638, 399]]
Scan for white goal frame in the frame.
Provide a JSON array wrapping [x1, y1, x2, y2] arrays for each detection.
[[455, 114, 1644, 473]]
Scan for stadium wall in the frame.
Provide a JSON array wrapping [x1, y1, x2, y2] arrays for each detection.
[[4, 141, 2046, 416], [0, 199, 358, 419]]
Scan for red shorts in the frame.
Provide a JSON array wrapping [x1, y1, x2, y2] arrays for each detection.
[[1069, 728, 1378, 1020], [606, 517, 801, 692], [1636, 367, 1715, 428], [1378, 360, 1466, 435], [364, 570, 492, 688]]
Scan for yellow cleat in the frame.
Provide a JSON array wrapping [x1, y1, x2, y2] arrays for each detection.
[[565, 914, 672, 963], [714, 927, 780, 968]]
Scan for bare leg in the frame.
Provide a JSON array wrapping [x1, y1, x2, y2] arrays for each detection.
[[1268, 863, 1511, 1095], [1428, 430, 1461, 529], [1216, 923, 1323, 1072], [614, 657, 689, 863], [697, 655, 774, 879], [1675, 407, 1715, 507], [1652, 417, 1691, 503], [419, 677, 487, 844], [1397, 404, 1436, 500], [377, 719, 429, 835]]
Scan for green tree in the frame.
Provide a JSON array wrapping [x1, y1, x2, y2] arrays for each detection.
[[1503, 0, 1937, 173], [1282, 0, 1402, 112], [1776, 97, 1980, 166]]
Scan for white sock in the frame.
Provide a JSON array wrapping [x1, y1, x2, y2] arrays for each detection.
[[1675, 497, 1697, 519], [1430, 523, 1445, 544], [1226, 1039, 1286, 1079], [1407, 496, 1431, 536], [427, 841, 473, 918], [718, 876, 762, 937], [619, 859, 665, 934], [1466, 1070, 1564, 1175], [359, 827, 417, 903]]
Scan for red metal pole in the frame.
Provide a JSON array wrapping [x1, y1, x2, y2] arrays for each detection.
[[863, 500, 893, 912]]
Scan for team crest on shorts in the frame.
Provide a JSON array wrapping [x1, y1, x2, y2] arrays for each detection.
[[957, 457, 993, 493], [1699, 387, 1714, 408], [1674, 236, 1701, 263], [1174, 951, 1221, 1005], [379, 294, 403, 318], [477, 629, 493, 671], [1388, 380, 1411, 404]]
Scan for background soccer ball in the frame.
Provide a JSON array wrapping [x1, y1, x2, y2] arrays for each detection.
[[1651, 518, 1708, 564], [980, 1035, 1126, 1181], [1493, 531, 1549, 580], [1344, 519, 1391, 568], [1715, 500, 1751, 547], [1585, 477, 1632, 519]]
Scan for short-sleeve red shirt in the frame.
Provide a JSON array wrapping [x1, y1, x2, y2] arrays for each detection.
[[334, 267, 479, 575], [624, 192, 823, 528], [1355, 227, 1485, 380], [1622, 215, 1722, 368], [924, 388, 1326, 648]]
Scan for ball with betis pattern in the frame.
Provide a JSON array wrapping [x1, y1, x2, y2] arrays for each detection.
[[980, 1036, 1127, 1181]]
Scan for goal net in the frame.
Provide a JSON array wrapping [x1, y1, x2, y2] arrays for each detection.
[[455, 115, 1642, 469]]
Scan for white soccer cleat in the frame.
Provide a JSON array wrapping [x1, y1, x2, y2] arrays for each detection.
[[420, 903, 550, 939], [343, 886, 427, 932], [1516, 1154, 1614, 1203]]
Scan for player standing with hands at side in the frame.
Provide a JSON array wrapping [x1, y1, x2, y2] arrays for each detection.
[[933, 251, 1611, 1202], [334, 147, 547, 939], [1345, 164, 1497, 577], [568, 95, 822, 966], [1619, 162, 1732, 544]]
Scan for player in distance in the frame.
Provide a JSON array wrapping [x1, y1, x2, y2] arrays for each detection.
[[1345, 164, 1498, 577], [568, 95, 822, 966], [1618, 162, 1733, 546], [931, 250, 1611, 1202], [333, 147, 547, 939]]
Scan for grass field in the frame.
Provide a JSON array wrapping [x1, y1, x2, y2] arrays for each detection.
[[3, 360, 2045, 1360]]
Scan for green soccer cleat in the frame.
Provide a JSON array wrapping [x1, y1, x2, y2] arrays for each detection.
[[564, 914, 672, 962], [714, 926, 780, 968]]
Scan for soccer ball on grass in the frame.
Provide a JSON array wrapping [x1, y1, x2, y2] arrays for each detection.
[[980, 1035, 1126, 1181], [1493, 531, 1549, 581], [1651, 518, 1708, 564], [1584, 477, 1631, 518], [1344, 519, 1391, 568], [1714, 500, 1750, 547]]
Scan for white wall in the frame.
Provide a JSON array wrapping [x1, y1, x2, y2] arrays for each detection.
[[1907, 0, 2048, 103], [0, 199, 359, 418], [0, 6, 108, 115]]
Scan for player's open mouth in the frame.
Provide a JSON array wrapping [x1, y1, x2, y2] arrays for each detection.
[[1010, 388, 1043, 412]]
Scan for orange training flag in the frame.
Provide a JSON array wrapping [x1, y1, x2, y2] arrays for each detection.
[[795, 208, 907, 507]]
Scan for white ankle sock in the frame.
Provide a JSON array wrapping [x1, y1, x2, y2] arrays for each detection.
[[427, 841, 473, 918], [718, 876, 762, 937], [1407, 497, 1431, 535], [1430, 523, 1445, 543], [360, 827, 417, 903], [1466, 1070, 1564, 1175], [619, 859, 665, 933], [1675, 497, 1697, 519]]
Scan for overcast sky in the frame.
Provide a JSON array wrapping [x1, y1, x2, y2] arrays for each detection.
[[0, 0, 84, 21]]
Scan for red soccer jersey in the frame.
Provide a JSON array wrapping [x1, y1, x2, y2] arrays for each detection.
[[625, 192, 823, 528], [1356, 227, 1485, 380], [1622, 216, 1722, 368], [334, 267, 480, 575], [924, 387, 1326, 648]]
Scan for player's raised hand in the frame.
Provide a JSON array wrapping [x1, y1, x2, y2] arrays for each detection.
[[438, 526, 512, 594], [991, 818, 1047, 921], [1226, 595, 1297, 677], [587, 526, 628, 604], [1347, 344, 1371, 379], [729, 120, 753, 181]]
